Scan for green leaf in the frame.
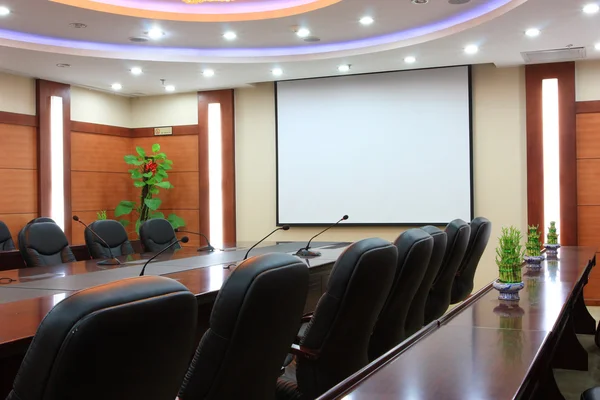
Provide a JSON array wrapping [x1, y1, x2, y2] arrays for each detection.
[[155, 152, 167, 159], [149, 187, 160, 195], [115, 200, 135, 217], [161, 163, 172, 171], [165, 159, 173, 165], [156, 170, 168, 179], [145, 177, 157, 185], [152, 143, 160, 153], [167, 213, 186, 230], [144, 198, 162, 211], [124, 155, 143, 165], [131, 170, 143, 179], [155, 181, 173, 189], [119, 219, 130, 228], [142, 172, 153, 178], [136, 146, 146, 157], [135, 218, 142, 234], [150, 211, 165, 220], [134, 181, 146, 188]]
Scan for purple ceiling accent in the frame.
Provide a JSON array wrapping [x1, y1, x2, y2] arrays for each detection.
[[0, 0, 514, 58], [92, 0, 320, 14]]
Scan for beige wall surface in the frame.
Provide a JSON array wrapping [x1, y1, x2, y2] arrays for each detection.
[[576, 60, 600, 102], [131, 92, 198, 128], [0, 72, 36, 115], [71, 86, 132, 127], [235, 64, 528, 293]]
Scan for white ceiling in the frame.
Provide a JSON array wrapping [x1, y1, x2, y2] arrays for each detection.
[[0, 0, 598, 96]]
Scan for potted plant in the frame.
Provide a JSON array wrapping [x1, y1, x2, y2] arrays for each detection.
[[524, 225, 544, 271], [544, 221, 560, 258], [493, 226, 525, 301], [97, 210, 107, 220]]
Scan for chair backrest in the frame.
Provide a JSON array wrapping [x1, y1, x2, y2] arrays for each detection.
[[296, 238, 397, 399], [19, 222, 76, 267], [450, 217, 492, 304], [139, 219, 180, 252], [7, 276, 197, 400], [17, 217, 56, 260], [405, 227, 447, 335], [178, 253, 309, 400], [368, 229, 433, 361], [423, 219, 471, 323], [0, 220, 15, 251], [85, 219, 135, 259]]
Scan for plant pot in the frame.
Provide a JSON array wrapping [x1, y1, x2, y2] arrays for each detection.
[[493, 280, 525, 302], [544, 243, 560, 258], [524, 255, 545, 272]]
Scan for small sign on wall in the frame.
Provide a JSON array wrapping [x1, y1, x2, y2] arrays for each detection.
[[154, 126, 173, 136]]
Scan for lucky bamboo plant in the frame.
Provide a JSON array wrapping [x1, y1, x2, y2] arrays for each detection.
[[547, 221, 559, 245], [496, 226, 524, 283], [525, 225, 541, 257]]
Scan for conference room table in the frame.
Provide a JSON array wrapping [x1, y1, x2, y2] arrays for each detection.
[[317, 246, 597, 400]]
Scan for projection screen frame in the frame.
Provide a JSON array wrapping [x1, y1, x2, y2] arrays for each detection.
[[274, 65, 475, 227]]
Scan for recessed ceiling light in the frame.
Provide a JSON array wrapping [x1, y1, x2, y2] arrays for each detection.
[[111, 83, 122, 91], [595, 43, 600, 50], [412, 0, 429, 4], [165, 85, 175, 92], [583, 3, 600, 14], [130, 67, 143, 75], [338, 64, 351, 73], [0, 6, 10, 16], [272, 68, 283, 76], [69, 22, 87, 29], [56, 63, 70, 68], [296, 28, 311, 38], [223, 31, 237, 41], [525, 28, 540, 37], [464, 44, 479, 54], [147, 28, 164, 40], [404, 56, 416, 64], [202, 69, 215, 77], [359, 16, 374, 25]]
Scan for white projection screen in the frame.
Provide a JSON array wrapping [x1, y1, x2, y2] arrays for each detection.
[[276, 66, 473, 225]]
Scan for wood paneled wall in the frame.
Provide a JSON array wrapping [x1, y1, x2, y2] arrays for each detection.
[[0, 117, 38, 246]]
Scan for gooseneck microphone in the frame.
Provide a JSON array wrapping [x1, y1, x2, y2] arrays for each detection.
[[175, 229, 215, 252], [243, 225, 290, 261], [139, 236, 189, 276], [73, 215, 121, 266], [296, 215, 349, 257]]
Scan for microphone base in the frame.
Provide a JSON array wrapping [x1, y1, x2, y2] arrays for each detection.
[[197, 246, 215, 253], [295, 249, 322, 257], [97, 258, 121, 266]]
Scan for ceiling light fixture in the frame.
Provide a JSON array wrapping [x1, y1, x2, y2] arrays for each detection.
[[272, 68, 283, 76], [69, 22, 87, 29], [0, 6, 10, 16], [56, 63, 70, 68], [595, 43, 600, 50], [525, 28, 540, 37], [165, 85, 175, 92], [411, 0, 429, 4], [130, 67, 143, 75], [338, 64, 351, 73], [404, 56, 416, 64], [359, 16, 374, 25], [147, 28, 164, 40], [202, 69, 215, 77], [583, 3, 600, 14], [464, 44, 479, 54], [296, 28, 311, 38], [111, 83, 122, 91], [223, 31, 237, 40]]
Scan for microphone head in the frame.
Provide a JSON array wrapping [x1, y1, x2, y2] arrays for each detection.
[[181, 236, 190, 243], [342, 215, 349, 220], [282, 225, 290, 231], [72, 215, 79, 221]]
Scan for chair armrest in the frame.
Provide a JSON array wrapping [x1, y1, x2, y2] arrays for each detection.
[[290, 343, 320, 360], [301, 312, 313, 323]]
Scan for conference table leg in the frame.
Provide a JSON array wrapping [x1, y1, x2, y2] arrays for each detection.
[[552, 316, 588, 371], [573, 291, 597, 335], [535, 367, 566, 400]]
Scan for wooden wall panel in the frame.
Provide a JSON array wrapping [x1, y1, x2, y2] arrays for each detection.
[[578, 206, 600, 302], [577, 159, 600, 205], [576, 114, 600, 159], [160, 172, 199, 210], [71, 132, 132, 173], [169, 209, 200, 247], [0, 124, 37, 170], [0, 213, 37, 247], [71, 171, 131, 213], [132, 136, 199, 172], [1, 170, 38, 214], [131, 125, 198, 138]]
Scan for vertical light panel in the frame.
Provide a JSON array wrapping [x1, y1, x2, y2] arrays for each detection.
[[542, 78, 560, 238], [50, 96, 65, 231], [208, 102, 223, 247]]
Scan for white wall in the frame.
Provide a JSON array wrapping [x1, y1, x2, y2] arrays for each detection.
[[235, 64, 528, 292], [576, 60, 600, 101], [131, 92, 198, 127], [71, 86, 132, 127], [0, 72, 36, 115]]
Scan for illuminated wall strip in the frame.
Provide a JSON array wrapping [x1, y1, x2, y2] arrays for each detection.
[[50, 96, 65, 231], [208, 102, 224, 247], [541, 78, 560, 237]]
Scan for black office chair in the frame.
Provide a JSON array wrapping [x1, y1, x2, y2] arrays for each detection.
[[423, 219, 471, 324], [368, 229, 433, 361], [0, 220, 15, 251], [85, 219, 135, 259], [405, 227, 447, 336], [19, 222, 76, 267], [450, 217, 492, 304], [6, 276, 197, 400], [276, 238, 397, 400], [178, 253, 309, 400], [17, 217, 56, 261], [583, 387, 600, 400], [140, 218, 180, 252]]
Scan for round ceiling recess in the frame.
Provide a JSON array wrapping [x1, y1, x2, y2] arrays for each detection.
[[411, 0, 429, 4], [449, 0, 471, 4], [129, 36, 149, 43]]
